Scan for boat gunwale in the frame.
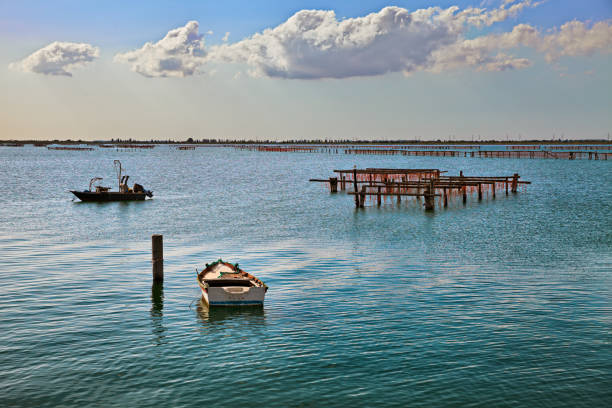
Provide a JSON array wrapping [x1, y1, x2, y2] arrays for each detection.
[[197, 260, 268, 291]]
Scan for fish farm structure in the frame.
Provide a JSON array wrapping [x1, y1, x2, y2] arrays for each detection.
[[310, 168, 531, 210]]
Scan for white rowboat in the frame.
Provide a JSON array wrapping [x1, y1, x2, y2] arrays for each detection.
[[197, 260, 267, 307]]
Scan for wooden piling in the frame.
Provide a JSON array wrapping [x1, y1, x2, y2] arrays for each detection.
[[152, 234, 163, 283], [377, 186, 382, 206], [443, 187, 448, 208], [478, 183, 482, 200], [460, 171, 467, 204], [511, 173, 519, 193], [424, 180, 435, 211], [359, 185, 367, 208], [341, 176, 345, 191], [353, 167, 359, 207], [329, 177, 338, 193]]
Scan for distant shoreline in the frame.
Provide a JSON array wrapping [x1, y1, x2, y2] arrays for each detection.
[[1, 139, 611, 146]]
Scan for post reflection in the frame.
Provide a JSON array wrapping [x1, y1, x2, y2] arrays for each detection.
[[150, 282, 166, 345]]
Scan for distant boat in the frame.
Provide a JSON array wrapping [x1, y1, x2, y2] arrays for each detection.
[[197, 260, 268, 307], [70, 160, 153, 202]]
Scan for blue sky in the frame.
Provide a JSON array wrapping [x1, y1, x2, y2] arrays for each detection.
[[2, 1, 611, 45], [1, 0, 611, 140]]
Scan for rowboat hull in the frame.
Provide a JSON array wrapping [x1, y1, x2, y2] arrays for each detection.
[[200, 286, 266, 307], [71, 191, 149, 202], [197, 260, 267, 307]]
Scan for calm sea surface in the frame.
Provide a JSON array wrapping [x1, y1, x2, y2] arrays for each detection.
[[0, 146, 610, 407]]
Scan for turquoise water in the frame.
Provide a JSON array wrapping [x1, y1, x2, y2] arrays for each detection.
[[0, 146, 610, 407]]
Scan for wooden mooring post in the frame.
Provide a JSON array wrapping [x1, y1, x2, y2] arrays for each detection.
[[424, 180, 435, 211], [460, 171, 467, 204], [329, 177, 338, 193], [353, 167, 359, 207], [511, 173, 519, 193], [359, 185, 367, 208], [152, 234, 163, 283]]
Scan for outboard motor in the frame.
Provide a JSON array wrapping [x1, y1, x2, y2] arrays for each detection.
[[133, 183, 153, 198]]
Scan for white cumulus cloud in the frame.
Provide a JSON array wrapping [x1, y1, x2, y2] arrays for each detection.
[[462, 0, 541, 27], [428, 24, 539, 72], [207, 2, 611, 79], [209, 6, 465, 79], [538, 20, 612, 62], [430, 19, 612, 72], [105, 2, 611, 80], [9, 41, 99, 76], [208, 2, 546, 79], [114, 21, 207, 78]]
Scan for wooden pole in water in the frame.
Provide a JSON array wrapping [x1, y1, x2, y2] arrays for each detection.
[[359, 185, 367, 208], [353, 167, 359, 208], [377, 186, 382, 206], [478, 183, 482, 200], [397, 184, 401, 203], [152, 234, 163, 283], [329, 177, 338, 193], [511, 173, 519, 193], [424, 180, 435, 211], [443, 187, 448, 208], [460, 171, 467, 204]]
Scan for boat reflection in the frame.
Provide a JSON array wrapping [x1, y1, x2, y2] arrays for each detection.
[[150, 283, 166, 345], [195, 298, 265, 325]]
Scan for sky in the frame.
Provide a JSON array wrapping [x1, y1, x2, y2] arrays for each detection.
[[0, 0, 611, 141]]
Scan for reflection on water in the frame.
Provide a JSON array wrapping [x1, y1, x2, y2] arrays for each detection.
[[72, 200, 152, 207], [150, 283, 166, 345], [195, 299, 265, 325]]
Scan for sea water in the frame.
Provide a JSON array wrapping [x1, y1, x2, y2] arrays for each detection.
[[0, 145, 610, 407]]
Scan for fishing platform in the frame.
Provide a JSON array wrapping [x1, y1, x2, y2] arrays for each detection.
[[310, 168, 530, 210]]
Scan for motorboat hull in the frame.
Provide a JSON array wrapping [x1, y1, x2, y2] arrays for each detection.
[[71, 191, 149, 202]]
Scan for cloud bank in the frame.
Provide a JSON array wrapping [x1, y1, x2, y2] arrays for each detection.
[[9, 42, 99, 76], [210, 6, 464, 79], [539, 20, 612, 62], [207, 1, 611, 79], [207, 1, 546, 78], [430, 19, 612, 72], [114, 21, 206, 77], [14, 2, 611, 80]]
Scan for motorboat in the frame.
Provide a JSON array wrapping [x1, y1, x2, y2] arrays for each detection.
[[70, 160, 153, 202]]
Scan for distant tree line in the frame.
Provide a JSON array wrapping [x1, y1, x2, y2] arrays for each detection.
[[1, 137, 610, 145]]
